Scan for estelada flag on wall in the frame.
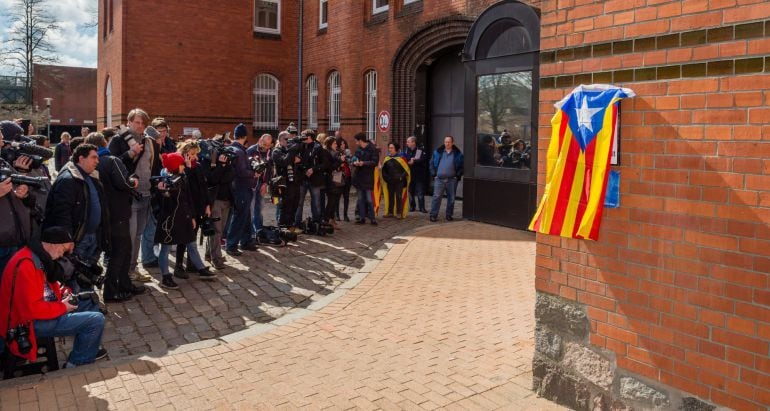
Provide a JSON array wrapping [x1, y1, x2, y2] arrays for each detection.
[[529, 84, 635, 241]]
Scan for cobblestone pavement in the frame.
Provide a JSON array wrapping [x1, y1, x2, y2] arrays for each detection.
[[76, 195, 444, 360], [0, 219, 564, 410]]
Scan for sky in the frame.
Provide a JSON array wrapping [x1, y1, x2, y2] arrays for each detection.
[[0, 0, 97, 75]]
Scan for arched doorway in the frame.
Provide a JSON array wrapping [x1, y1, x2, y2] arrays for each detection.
[[391, 17, 473, 149]]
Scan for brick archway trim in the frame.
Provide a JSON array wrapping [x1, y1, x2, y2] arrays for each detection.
[[391, 16, 474, 146]]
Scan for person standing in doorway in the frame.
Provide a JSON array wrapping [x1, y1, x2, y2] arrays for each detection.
[[429, 136, 463, 222]]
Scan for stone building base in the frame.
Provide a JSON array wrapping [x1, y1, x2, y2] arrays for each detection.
[[533, 293, 719, 411]]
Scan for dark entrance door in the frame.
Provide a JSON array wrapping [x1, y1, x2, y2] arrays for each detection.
[[427, 47, 465, 197]]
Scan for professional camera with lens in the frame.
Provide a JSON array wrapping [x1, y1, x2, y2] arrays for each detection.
[[5, 324, 32, 354], [0, 167, 46, 188], [69, 255, 105, 289], [67, 291, 99, 306], [250, 156, 268, 174], [150, 174, 183, 192], [199, 216, 221, 237]]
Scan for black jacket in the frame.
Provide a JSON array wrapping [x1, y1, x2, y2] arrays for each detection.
[[96, 148, 135, 223], [108, 132, 161, 177], [206, 157, 235, 203], [323, 149, 343, 194], [382, 156, 408, 185], [185, 165, 210, 217], [297, 141, 330, 188], [54, 142, 71, 172], [352, 142, 380, 190], [43, 162, 109, 249], [272, 143, 301, 186], [154, 173, 196, 245], [0, 159, 32, 247], [401, 145, 428, 182]]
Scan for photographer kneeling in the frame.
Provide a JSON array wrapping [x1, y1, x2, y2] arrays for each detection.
[[0, 227, 105, 368]]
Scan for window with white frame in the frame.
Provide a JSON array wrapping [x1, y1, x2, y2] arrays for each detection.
[[403, 0, 419, 4], [105, 76, 113, 127], [254, 74, 279, 129], [319, 0, 328, 29], [365, 71, 377, 142], [307, 75, 318, 129], [373, 0, 388, 14], [328, 71, 341, 131], [254, 0, 280, 34]]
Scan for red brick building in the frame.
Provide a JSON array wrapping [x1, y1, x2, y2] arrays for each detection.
[[32, 64, 97, 140], [100, 0, 770, 410]]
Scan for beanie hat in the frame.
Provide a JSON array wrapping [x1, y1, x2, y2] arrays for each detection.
[[286, 122, 298, 135], [162, 152, 185, 172], [0, 120, 24, 141], [234, 123, 248, 139], [40, 227, 74, 244]]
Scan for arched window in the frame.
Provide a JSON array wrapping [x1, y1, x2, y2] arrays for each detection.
[[306, 75, 318, 129], [328, 71, 341, 131], [254, 74, 279, 130], [365, 70, 377, 141], [105, 76, 113, 128]]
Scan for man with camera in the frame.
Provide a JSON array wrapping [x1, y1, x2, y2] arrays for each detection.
[[0, 126, 34, 274], [204, 137, 235, 269], [247, 134, 273, 240], [272, 131, 303, 229], [225, 124, 258, 256], [43, 143, 108, 272], [108, 109, 160, 282], [352, 132, 380, 225], [87, 133, 146, 302], [294, 129, 329, 227], [0, 227, 105, 368]]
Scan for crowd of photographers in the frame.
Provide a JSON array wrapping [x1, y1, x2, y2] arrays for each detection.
[[0, 107, 464, 371]]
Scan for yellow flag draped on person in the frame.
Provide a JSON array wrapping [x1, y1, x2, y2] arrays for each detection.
[[380, 155, 411, 218], [529, 84, 634, 241]]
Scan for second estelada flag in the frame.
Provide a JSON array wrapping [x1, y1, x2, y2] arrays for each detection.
[[529, 84, 634, 241]]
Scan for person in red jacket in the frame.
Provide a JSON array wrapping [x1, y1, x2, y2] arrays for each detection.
[[0, 227, 105, 367]]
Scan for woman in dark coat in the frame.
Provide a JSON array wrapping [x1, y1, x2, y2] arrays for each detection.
[[323, 136, 344, 230], [154, 152, 214, 290], [380, 143, 410, 219], [336, 138, 353, 221]]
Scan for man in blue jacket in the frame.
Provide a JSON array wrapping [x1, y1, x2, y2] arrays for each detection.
[[429, 136, 463, 222], [225, 124, 258, 256]]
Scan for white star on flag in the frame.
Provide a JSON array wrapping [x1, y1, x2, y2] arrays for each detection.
[[576, 96, 603, 133]]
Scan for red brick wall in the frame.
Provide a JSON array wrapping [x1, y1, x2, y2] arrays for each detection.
[[33, 65, 96, 126], [99, 0, 299, 141], [97, 0, 124, 128], [536, 1, 770, 409]]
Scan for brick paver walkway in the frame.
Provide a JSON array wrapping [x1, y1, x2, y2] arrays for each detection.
[[0, 221, 564, 410]]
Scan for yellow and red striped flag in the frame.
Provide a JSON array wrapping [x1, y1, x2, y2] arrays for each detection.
[[529, 84, 634, 241]]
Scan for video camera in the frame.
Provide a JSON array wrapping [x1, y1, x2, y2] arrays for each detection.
[[200, 139, 238, 164], [67, 255, 105, 289], [257, 226, 298, 245], [200, 216, 221, 237], [299, 217, 334, 237], [0, 138, 52, 170], [150, 174, 183, 192], [0, 167, 46, 188]]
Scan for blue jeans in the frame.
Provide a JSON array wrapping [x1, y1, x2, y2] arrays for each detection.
[[129, 196, 155, 271], [251, 185, 264, 235], [295, 181, 322, 224], [430, 177, 457, 219], [74, 232, 98, 263], [34, 307, 104, 366], [141, 212, 157, 264], [159, 243, 204, 276], [226, 188, 254, 250], [356, 189, 375, 221]]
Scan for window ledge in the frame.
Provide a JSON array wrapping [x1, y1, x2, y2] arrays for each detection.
[[366, 11, 388, 27], [253, 31, 282, 40], [397, 1, 422, 18], [317, 26, 327, 35]]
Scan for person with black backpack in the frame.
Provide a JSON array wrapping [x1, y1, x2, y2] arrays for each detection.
[[293, 129, 330, 226]]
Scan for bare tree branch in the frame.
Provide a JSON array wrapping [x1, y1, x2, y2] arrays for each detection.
[[0, 0, 60, 103]]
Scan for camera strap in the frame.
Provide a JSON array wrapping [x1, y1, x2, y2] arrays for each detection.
[[5, 257, 31, 340]]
